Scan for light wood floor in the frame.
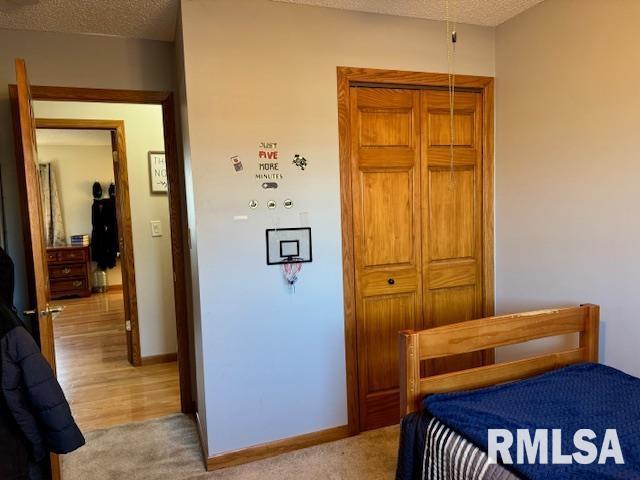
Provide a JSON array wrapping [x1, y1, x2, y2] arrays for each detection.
[[53, 291, 180, 432]]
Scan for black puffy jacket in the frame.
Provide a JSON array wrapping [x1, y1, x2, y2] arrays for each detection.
[[0, 301, 85, 478]]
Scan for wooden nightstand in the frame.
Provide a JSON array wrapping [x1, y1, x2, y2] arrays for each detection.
[[46, 246, 91, 299]]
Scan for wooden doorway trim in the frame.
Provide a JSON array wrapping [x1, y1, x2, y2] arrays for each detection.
[[34, 118, 141, 366], [10, 85, 194, 414], [336, 66, 495, 435]]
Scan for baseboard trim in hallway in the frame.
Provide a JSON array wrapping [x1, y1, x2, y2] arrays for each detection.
[[140, 352, 178, 366], [206, 424, 351, 471]]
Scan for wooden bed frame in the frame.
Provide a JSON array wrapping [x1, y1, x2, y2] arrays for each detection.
[[399, 304, 600, 415]]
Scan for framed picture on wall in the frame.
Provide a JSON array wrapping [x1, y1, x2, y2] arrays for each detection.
[[148, 151, 168, 193]]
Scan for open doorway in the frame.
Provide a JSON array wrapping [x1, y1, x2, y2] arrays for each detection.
[[35, 120, 138, 365], [10, 63, 194, 478], [11, 85, 194, 432], [33, 114, 181, 431]]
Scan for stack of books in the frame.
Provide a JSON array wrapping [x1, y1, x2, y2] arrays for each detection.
[[70, 234, 90, 247]]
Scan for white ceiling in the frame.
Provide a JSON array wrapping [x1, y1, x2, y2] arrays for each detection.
[[272, 0, 544, 26], [36, 129, 112, 147], [0, 0, 542, 42], [0, 0, 179, 41]]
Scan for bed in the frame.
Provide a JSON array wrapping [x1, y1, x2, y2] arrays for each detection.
[[395, 304, 640, 480]]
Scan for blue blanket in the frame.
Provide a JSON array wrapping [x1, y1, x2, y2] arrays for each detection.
[[425, 363, 640, 479]]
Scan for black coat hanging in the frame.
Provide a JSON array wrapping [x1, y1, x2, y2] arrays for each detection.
[[91, 183, 118, 270]]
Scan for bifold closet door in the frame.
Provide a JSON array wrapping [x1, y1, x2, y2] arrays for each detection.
[[350, 87, 424, 430], [421, 90, 485, 375]]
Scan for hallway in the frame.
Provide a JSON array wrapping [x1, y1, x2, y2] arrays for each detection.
[[53, 291, 180, 431]]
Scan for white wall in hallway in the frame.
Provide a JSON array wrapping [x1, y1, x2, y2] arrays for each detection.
[[37, 142, 123, 287]]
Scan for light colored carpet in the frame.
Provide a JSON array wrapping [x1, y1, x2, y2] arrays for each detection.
[[62, 414, 399, 480]]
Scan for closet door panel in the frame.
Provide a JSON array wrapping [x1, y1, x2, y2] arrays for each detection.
[[362, 293, 418, 394], [361, 171, 414, 267], [428, 168, 475, 261], [428, 112, 474, 147], [351, 87, 423, 430], [421, 90, 485, 375], [429, 286, 482, 374]]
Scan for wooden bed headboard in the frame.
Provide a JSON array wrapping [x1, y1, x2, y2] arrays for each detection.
[[399, 304, 600, 416]]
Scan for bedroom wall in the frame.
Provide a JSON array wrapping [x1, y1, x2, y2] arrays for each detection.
[[0, 27, 175, 324], [179, 0, 495, 456], [495, 0, 640, 375], [32, 101, 176, 359], [36, 142, 123, 287]]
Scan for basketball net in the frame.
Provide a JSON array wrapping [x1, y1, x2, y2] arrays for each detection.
[[282, 260, 303, 292]]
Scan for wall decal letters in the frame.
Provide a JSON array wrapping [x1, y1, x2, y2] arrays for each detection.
[[258, 150, 279, 160], [256, 142, 283, 183]]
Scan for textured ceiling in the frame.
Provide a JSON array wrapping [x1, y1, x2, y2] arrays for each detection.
[[36, 129, 112, 147], [0, 0, 179, 41], [272, 0, 544, 26], [0, 0, 541, 42]]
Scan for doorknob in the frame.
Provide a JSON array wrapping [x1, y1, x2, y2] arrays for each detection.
[[22, 305, 65, 317], [45, 305, 65, 315]]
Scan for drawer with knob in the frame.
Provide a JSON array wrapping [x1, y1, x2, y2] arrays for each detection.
[[49, 264, 86, 279], [46, 246, 91, 299], [50, 278, 88, 295], [59, 248, 88, 263]]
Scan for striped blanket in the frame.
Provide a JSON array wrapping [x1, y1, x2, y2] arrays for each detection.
[[421, 417, 518, 480], [396, 411, 519, 480]]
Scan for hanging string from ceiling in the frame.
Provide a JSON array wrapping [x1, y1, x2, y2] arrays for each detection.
[[445, 0, 457, 188]]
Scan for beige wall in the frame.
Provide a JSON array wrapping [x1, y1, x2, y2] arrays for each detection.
[[179, 0, 495, 456], [495, 0, 639, 374], [37, 142, 123, 287], [0, 27, 175, 322], [33, 101, 177, 358]]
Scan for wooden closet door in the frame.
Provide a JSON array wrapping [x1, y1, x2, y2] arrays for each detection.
[[421, 90, 485, 374], [350, 87, 423, 430]]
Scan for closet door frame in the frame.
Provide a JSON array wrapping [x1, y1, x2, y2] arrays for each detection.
[[337, 67, 495, 435]]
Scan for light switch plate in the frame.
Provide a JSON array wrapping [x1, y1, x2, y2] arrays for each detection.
[[151, 220, 162, 237]]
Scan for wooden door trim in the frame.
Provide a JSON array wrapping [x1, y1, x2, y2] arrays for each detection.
[[9, 60, 61, 480], [8, 84, 194, 415], [337, 66, 495, 435], [34, 118, 142, 366]]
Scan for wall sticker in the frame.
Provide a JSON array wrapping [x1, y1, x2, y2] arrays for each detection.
[[231, 155, 243, 172], [256, 141, 283, 185], [258, 142, 278, 159], [293, 154, 308, 171]]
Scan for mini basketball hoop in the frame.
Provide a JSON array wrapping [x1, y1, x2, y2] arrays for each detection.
[[266, 228, 311, 292]]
